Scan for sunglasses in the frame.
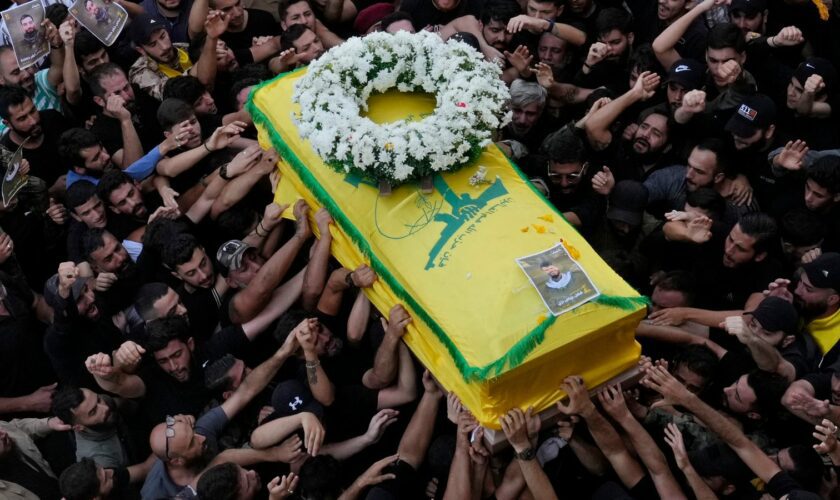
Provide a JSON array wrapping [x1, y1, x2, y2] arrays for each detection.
[[164, 415, 176, 459], [546, 162, 588, 182]]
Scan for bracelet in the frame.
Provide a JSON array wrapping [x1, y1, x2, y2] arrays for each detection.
[[344, 270, 356, 288], [545, 20, 555, 33], [254, 223, 267, 238], [305, 360, 321, 369], [583, 62, 591, 69], [203, 141, 213, 153], [257, 221, 269, 236]]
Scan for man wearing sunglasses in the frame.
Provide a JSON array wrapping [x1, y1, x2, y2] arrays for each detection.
[[535, 126, 614, 236]]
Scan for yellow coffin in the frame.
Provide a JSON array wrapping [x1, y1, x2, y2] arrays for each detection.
[[247, 69, 645, 428]]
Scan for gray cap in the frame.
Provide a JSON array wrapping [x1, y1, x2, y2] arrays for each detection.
[[216, 240, 251, 272]]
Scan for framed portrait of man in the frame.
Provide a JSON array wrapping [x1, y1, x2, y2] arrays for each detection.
[[3, 0, 48, 69], [516, 242, 600, 316], [69, 0, 127, 46]]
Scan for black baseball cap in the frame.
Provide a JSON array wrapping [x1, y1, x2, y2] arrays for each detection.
[[607, 180, 647, 227], [729, 0, 767, 15], [270, 379, 324, 418], [130, 13, 166, 46], [793, 57, 837, 93], [745, 296, 799, 335], [666, 59, 705, 91], [725, 94, 776, 138], [801, 252, 840, 291]]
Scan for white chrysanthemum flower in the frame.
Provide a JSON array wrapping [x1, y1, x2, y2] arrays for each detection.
[[292, 31, 509, 184]]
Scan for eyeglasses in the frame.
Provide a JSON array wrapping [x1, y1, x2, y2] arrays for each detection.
[[164, 415, 176, 459], [546, 162, 588, 182]]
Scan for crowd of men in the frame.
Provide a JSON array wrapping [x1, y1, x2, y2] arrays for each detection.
[[0, 0, 838, 497]]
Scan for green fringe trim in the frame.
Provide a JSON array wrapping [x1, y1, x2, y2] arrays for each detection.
[[594, 294, 651, 310], [245, 73, 646, 382]]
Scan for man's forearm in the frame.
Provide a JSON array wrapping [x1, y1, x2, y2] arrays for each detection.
[[304, 353, 335, 406], [120, 119, 145, 169], [317, 268, 352, 316], [232, 234, 306, 323], [63, 45, 81, 104], [551, 22, 586, 46], [585, 88, 638, 149], [517, 458, 559, 500], [442, 446, 472, 500], [370, 334, 400, 388], [301, 230, 331, 311], [194, 35, 218, 89]]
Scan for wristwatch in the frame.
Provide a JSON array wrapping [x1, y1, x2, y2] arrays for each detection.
[[219, 163, 232, 180], [344, 270, 356, 288], [515, 447, 536, 461]]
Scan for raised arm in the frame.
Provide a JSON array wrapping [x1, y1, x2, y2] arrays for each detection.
[[229, 200, 310, 324], [220, 333, 299, 419], [598, 385, 687, 500], [500, 408, 559, 500], [59, 20, 81, 105], [84, 351, 146, 399], [556, 376, 646, 489], [188, 0, 209, 40], [301, 208, 333, 311], [297, 318, 335, 406], [397, 370, 443, 468], [652, 0, 720, 68], [585, 71, 660, 150], [364, 304, 410, 390], [191, 11, 227, 89], [722, 316, 796, 382], [642, 365, 782, 483]]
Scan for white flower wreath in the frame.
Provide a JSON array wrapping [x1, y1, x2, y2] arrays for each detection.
[[292, 31, 511, 185]]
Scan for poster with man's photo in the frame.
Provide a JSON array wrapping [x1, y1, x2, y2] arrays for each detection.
[[1, 143, 27, 208], [69, 0, 127, 46], [516, 242, 600, 316], [3, 0, 49, 69]]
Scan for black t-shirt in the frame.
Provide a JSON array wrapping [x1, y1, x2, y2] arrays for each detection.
[[694, 255, 785, 310], [220, 9, 280, 65], [399, 0, 482, 30], [1, 110, 68, 185], [0, 273, 55, 414], [90, 88, 163, 154], [177, 283, 222, 342]]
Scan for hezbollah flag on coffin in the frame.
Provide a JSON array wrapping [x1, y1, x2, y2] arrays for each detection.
[[247, 68, 645, 428]]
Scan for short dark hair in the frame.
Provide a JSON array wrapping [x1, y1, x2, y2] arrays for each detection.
[[51, 385, 84, 425], [807, 156, 840, 195], [380, 11, 415, 32], [229, 77, 261, 108], [134, 282, 171, 321], [46, 3, 69, 27], [162, 76, 206, 106], [0, 85, 29, 120], [20, 14, 34, 24], [780, 208, 825, 247], [160, 233, 200, 270], [59, 458, 100, 500], [96, 169, 133, 206], [785, 444, 824, 492], [653, 270, 695, 305], [81, 227, 109, 260], [196, 462, 239, 500], [204, 354, 237, 393], [280, 23, 310, 52], [694, 137, 729, 177], [277, 0, 310, 20], [157, 98, 195, 131], [596, 7, 633, 37], [479, 0, 521, 25], [671, 344, 718, 382], [737, 212, 778, 255], [540, 127, 586, 165], [629, 43, 663, 76], [73, 30, 106, 67], [88, 62, 126, 97], [299, 455, 343, 500], [145, 315, 191, 352], [746, 369, 789, 417], [685, 187, 725, 219], [66, 181, 99, 213], [59, 128, 101, 171], [707, 23, 746, 54]]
